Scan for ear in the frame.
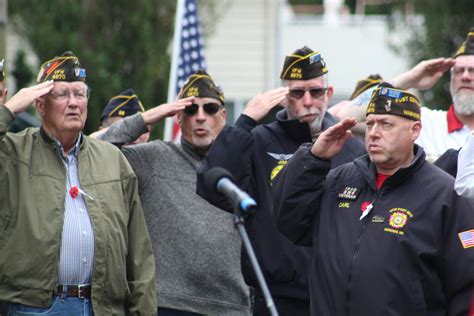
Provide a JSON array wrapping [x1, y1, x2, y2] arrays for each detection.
[[410, 120, 422, 141], [220, 107, 227, 124], [176, 111, 183, 126], [326, 86, 334, 102], [35, 98, 46, 118]]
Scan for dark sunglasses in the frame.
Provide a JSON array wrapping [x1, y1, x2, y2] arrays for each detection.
[[183, 103, 222, 116], [289, 87, 328, 99]]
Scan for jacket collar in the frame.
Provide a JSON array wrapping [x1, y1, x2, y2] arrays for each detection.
[[40, 126, 84, 156], [180, 136, 206, 160], [275, 109, 339, 143], [354, 144, 426, 191], [447, 105, 465, 133]]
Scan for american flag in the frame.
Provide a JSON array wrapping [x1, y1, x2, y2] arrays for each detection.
[[458, 230, 474, 249], [165, 0, 207, 142]]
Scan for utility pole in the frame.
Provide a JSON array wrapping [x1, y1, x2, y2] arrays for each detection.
[[0, 0, 7, 59]]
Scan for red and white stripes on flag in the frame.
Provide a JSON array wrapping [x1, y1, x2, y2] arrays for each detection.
[[164, 0, 207, 142]]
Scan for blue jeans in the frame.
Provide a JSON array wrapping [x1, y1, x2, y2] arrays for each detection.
[[7, 295, 93, 316]]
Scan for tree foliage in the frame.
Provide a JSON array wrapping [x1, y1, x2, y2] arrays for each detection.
[[9, 0, 176, 136]]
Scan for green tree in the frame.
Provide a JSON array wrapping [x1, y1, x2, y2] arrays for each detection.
[[12, 50, 34, 89], [9, 0, 176, 137]]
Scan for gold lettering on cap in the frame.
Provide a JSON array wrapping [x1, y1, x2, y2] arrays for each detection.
[[51, 69, 66, 80], [186, 87, 199, 97], [290, 68, 302, 79]]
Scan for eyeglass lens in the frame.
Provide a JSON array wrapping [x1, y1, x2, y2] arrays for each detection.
[[289, 88, 327, 99], [183, 103, 221, 116]]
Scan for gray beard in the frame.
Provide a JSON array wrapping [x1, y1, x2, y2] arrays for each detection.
[[308, 114, 324, 141], [453, 91, 474, 115]]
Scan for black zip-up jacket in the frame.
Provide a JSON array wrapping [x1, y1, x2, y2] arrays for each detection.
[[273, 143, 474, 315], [196, 110, 365, 302]]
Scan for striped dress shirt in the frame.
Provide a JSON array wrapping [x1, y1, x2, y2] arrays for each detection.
[[57, 134, 95, 285]]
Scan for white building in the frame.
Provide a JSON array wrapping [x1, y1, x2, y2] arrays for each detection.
[[202, 0, 409, 121]]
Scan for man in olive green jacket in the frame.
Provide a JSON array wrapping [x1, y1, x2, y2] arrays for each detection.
[[0, 52, 156, 315]]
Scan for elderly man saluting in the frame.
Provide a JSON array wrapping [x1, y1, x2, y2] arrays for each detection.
[[0, 51, 156, 315], [273, 82, 474, 315]]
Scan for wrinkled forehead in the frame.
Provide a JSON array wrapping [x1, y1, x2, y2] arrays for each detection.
[[53, 81, 87, 91], [454, 55, 474, 68]]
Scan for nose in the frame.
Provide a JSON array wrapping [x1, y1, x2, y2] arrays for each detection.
[[195, 105, 207, 121], [67, 92, 79, 106], [460, 68, 473, 81], [302, 90, 313, 108], [366, 123, 380, 139]]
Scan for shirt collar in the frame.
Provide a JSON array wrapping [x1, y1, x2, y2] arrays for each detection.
[[55, 133, 83, 158], [447, 105, 464, 133]]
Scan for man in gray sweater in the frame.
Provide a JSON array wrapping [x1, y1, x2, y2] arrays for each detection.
[[95, 70, 250, 315]]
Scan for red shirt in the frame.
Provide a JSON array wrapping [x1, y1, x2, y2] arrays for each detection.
[[376, 173, 390, 189]]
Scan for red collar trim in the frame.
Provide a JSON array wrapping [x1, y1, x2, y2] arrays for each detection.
[[447, 105, 464, 133]]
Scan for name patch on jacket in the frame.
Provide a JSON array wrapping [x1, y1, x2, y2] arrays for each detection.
[[338, 186, 361, 200]]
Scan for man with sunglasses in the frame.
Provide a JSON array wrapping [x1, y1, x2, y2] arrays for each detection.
[[95, 70, 251, 316], [0, 51, 157, 315], [196, 47, 365, 315]]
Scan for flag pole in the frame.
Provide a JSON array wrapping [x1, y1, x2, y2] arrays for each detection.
[[164, 0, 185, 141]]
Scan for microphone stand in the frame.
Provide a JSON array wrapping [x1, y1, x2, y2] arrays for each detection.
[[232, 205, 279, 316]]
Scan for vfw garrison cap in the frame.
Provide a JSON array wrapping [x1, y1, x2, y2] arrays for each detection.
[[280, 46, 328, 80], [178, 70, 224, 105], [454, 28, 474, 57], [366, 82, 421, 121], [100, 88, 145, 122], [350, 74, 383, 100], [37, 51, 86, 83]]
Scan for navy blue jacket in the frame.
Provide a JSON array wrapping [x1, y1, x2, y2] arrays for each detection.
[[273, 143, 474, 315], [196, 110, 365, 301]]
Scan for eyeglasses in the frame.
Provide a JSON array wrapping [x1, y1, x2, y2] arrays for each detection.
[[451, 66, 474, 77], [50, 88, 91, 102], [183, 103, 222, 116], [288, 87, 328, 99]]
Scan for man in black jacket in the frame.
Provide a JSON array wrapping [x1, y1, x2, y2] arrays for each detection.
[[196, 46, 365, 315], [273, 82, 474, 315]]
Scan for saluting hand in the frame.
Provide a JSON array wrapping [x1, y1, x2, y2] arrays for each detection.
[[142, 97, 194, 125], [311, 118, 357, 159], [243, 87, 289, 122], [5, 80, 54, 115], [392, 58, 455, 91]]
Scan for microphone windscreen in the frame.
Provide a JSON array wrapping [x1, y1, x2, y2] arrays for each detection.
[[204, 167, 234, 196]]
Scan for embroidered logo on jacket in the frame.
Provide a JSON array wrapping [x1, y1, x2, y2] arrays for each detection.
[[267, 152, 293, 182], [384, 207, 413, 235], [338, 186, 361, 200]]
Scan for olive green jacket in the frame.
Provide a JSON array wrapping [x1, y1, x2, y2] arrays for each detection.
[[0, 105, 156, 315]]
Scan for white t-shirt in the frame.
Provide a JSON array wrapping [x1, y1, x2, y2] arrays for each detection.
[[416, 106, 471, 162], [455, 132, 474, 200]]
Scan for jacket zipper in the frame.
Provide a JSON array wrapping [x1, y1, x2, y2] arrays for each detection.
[[345, 191, 378, 316]]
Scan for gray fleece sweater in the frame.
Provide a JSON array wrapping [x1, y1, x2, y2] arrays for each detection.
[[98, 114, 250, 315]]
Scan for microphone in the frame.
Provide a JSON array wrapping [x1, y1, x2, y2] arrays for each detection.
[[204, 167, 257, 215]]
